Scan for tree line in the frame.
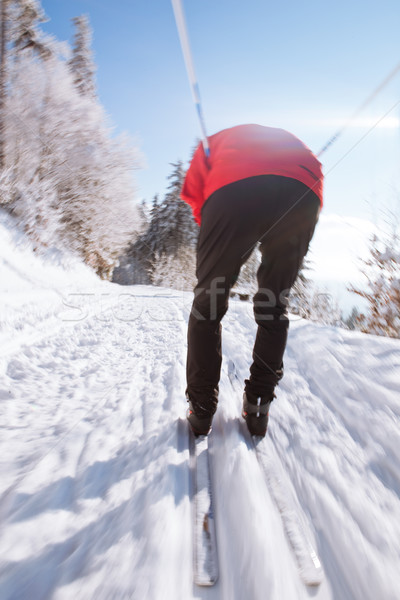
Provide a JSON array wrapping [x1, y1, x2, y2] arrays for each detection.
[[113, 161, 198, 290]]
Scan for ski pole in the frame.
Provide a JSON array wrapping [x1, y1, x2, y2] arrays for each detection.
[[171, 0, 210, 157]]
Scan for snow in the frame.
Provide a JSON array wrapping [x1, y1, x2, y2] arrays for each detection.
[[1, 215, 400, 600]]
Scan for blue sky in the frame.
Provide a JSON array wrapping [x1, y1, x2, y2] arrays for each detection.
[[40, 0, 400, 216]]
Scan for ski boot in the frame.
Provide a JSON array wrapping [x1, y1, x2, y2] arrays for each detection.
[[187, 396, 217, 436], [242, 391, 274, 437]]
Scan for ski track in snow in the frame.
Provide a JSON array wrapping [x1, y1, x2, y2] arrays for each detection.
[[1, 230, 400, 599], [1, 285, 193, 599]]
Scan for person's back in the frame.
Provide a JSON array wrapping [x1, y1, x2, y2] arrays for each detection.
[[182, 124, 323, 225]]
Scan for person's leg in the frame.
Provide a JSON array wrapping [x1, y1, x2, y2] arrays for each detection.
[[186, 181, 260, 416], [186, 175, 320, 435], [245, 178, 320, 400]]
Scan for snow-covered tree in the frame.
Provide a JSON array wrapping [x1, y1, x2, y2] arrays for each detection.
[[148, 162, 198, 288], [306, 288, 343, 326], [0, 0, 51, 169], [0, 0, 10, 169], [0, 3, 56, 223], [113, 195, 162, 286], [349, 227, 400, 338], [10, 0, 50, 58], [345, 306, 362, 331], [68, 14, 96, 98], [0, 3, 141, 278], [143, 194, 163, 263], [115, 163, 199, 289], [289, 257, 314, 317], [151, 246, 196, 291], [155, 161, 197, 256], [231, 247, 260, 300], [137, 199, 149, 233]]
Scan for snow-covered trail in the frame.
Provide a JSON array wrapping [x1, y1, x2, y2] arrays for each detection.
[[1, 273, 400, 599], [223, 307, 400, 600], [0, 288, 192, 599]]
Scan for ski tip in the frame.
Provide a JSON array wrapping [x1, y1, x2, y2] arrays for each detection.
[[301, 570, 324, 587], [300, 553, 324, 587], [194, 575, 218, 587]]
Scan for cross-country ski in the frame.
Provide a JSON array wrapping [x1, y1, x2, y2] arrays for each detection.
[[251, 435, 324, 587], [189, 430, 219, 586], [229, 359, 324, 587]]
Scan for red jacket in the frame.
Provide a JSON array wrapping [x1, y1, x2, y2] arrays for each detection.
[[181, 124, 323, 225]]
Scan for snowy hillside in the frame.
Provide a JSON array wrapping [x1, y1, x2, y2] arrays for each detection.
[[1, 216, 400, 600]]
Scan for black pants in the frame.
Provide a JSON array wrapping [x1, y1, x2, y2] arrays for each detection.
[[186, 175, 320, 408]]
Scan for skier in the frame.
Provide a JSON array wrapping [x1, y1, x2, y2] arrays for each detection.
[[181, 124, 323, 437]]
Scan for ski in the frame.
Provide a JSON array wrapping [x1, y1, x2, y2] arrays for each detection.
[[252, 435, 324, 586], [189, 429, 219, 586], [227, 360, 323, 587]]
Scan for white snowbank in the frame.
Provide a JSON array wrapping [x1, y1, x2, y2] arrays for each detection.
[[0, 212, 110, 357]]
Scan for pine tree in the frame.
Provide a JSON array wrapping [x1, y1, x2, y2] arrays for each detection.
[[289, 257, 314, 318], [68, 15, 96, 98], [137, 199, 149, 233], [145, 194, 162, 261], [118, 162, 199, 289], [149, 161, 198, 288], [112, 195, 163, 286], [155, 161, 197, 257]]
